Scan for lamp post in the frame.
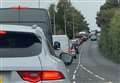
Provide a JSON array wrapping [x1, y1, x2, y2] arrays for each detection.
[[38, 0, 40, 8], [72, 15, 75, 38], [53, 12, 56, 35], [64, 11, 67, 35]]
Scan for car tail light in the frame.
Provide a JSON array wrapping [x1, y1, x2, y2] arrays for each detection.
[[0, 31, 7, 36], [18, 71, 65, 82], [11, 5, 29, 10]]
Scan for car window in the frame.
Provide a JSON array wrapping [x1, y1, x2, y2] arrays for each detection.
[[0, 31, 42, 57]]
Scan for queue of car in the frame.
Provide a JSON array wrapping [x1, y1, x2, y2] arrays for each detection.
[[0, 7, 71, 83], [0, 7, 97, 83]]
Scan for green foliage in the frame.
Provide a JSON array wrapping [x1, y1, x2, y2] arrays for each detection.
[[100, 0, 119, 10], [108, 10, 120, 63], [48, 0, 89, 38], [96, 0, 119, 27], [97, 0, 120, 63], [96, 8, 115, 27]]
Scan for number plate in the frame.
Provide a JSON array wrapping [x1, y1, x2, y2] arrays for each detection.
[[0, 75, 3, 83]]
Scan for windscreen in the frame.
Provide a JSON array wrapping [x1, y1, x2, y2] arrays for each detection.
[[0, 31, 42, 58]]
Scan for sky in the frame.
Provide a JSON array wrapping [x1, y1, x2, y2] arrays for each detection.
[[1, 0, 106, 31]]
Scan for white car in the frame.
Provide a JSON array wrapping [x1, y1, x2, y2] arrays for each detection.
[[0, 24, 71, 83]]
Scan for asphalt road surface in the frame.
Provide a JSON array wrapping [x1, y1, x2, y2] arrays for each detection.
[[67, 40, 120, 83]]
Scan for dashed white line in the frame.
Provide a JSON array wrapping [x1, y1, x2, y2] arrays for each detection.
[[67, 69, 70, 72], [72, 75, 76, 80], [104, 81, 113, 83], [88, 78, 92, 80], [72, 47, 83, 81], [73, 81, 76, 83]]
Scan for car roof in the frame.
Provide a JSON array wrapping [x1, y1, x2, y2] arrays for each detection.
[[0, 24, 35, 33], [0, 8, 49, 23]]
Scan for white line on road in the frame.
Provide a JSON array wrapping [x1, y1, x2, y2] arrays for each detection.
[[104, 81, 113, 83], [74, 70, 77, 74], [67, 69, 70, 72], [72, 75, 76, 80], [80, 59, 105, 80], [72, 47, 83, 81], [73, 81, 76, 83]]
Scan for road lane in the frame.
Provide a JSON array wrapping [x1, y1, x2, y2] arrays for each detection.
[[68, 40, 120, 83]]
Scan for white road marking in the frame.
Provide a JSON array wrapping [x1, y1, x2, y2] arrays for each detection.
[[88, 78, 92, 80], [80, 63, 105, 80], [73, 81, 76, 83], [67, 69, 70, 72], [104, 81, 113, 83], [72, 47, 83, 81], [74, 70, 77, 74], [72, 75, 76, 80]]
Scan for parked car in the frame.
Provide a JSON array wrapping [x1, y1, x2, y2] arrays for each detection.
[[0, 24, 71, 83]]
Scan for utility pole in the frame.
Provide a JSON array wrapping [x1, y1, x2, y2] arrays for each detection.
[[64, 11, 67, 35], [73, 15, 75, 38], [38, 0, 40, 8], [64, 1, 67, 35], [53, 12, 56, 35]]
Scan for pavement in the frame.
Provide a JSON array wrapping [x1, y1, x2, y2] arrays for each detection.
[[67, 40, 120, 83]]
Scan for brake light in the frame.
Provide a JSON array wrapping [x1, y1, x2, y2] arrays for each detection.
[[18, 71, 65, 83], [0, 31, 7, 36], [11, 5, 29, 10]]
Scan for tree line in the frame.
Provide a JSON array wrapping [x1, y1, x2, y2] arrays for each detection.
[[48, 0, 89, 39], [96, 0, 120, 63]]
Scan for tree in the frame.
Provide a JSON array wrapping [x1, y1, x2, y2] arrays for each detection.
[[108, 9, 120, 63], [100, 0, 119, 10], [96, 0, 120, 63], [48, 0, 89, 38]]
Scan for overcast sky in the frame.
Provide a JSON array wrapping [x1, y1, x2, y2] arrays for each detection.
[[1, 0, 105, 30]]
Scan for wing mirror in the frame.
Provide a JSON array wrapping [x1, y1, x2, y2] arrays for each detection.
[[53, 41, 61, 50], [60, 53, 73, 66]]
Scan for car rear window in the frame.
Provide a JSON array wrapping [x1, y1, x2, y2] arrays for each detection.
[[0, 31, 42, 58]]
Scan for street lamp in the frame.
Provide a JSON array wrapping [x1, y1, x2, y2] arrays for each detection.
[[53, 12, 56, 35], [38, 0, 41, 8], [72, 15, 75, 38], [64, 10, 67, 35]]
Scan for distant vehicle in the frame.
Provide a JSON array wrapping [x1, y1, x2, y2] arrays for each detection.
[[52, 35, 74, 62], [0, 25, 71, 83], [53, 35, 70, 54], [71, 39, 80, 55], [78, 31, 89, 42], [90, 35, 97, 41], [81, 35, 88, 41]]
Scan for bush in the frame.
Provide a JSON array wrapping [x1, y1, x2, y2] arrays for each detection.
[[108, 9, 120, 63], [99, 9, 120, 63]]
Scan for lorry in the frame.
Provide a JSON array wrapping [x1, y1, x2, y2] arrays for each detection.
[[52, 35, 76, 60]]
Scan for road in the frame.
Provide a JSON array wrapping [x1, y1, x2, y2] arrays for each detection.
[[67, 40, 120, 83]]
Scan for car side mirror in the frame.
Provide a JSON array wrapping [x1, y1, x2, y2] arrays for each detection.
[[60, 53, 73, 66], [53, 41, 61, 50]]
